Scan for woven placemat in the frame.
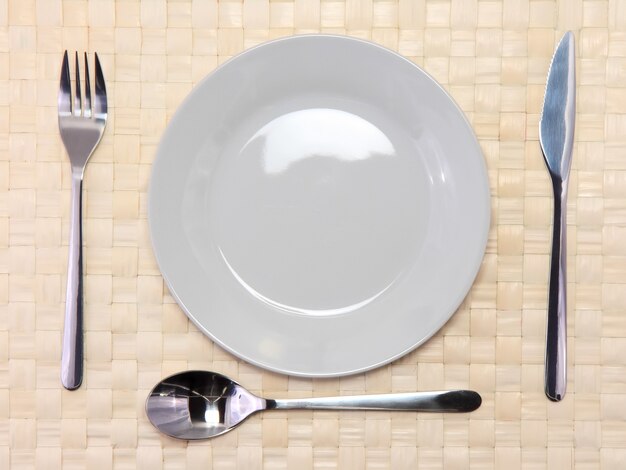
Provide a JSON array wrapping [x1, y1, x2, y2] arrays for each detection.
[[3, 0, 625, 468]]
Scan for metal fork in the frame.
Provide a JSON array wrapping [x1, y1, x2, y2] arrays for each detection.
[[58, 51, 108, 390]]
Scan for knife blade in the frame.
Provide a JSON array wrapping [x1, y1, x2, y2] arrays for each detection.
[[539, 31, 576, 402]]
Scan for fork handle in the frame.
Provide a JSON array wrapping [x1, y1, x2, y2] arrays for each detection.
[[545, 180, 567, 401], [62, 172, 84, 390]]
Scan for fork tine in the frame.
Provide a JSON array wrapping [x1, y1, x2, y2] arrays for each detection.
[[84, 53, 92, 118], [93, 53, 107, 118], [73, 52, 82, 116], [58, 50, 72, 116]]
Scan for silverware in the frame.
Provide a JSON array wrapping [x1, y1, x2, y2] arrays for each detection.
[[145, 371, 482, 440], [58, 51, 108, 390], [539, 32, 575, 402]]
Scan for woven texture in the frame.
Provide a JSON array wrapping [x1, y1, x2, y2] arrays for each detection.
[[3, 0, 626, 468]]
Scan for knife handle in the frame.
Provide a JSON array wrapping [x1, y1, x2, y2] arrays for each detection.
[[545, 180, 567, 401]]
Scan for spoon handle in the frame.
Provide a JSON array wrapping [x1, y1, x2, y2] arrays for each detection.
[[269, 390, 481, 413]]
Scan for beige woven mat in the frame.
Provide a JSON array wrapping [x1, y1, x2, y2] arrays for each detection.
[[3, 0, 626, 468]]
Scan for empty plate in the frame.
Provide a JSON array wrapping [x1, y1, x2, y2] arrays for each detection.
[[149, 35, 490, 376]]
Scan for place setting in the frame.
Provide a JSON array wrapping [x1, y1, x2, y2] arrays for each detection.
[[59, 30, 574, 441]]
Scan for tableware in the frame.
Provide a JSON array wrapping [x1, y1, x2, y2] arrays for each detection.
[[149, 35, 490, 376], [539, 32, 576, 402], [58, 51, 108, 390], [146, 371, 483, 440]]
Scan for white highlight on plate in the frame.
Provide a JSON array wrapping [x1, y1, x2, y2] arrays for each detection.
[[250, 108, 395, 175], [219, 246, 396, 317]]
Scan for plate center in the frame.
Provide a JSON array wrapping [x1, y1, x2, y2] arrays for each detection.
[[209, 108, 428, 316]]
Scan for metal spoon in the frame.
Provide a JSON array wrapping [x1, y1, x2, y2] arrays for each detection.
[[146, 370, 482, 440]]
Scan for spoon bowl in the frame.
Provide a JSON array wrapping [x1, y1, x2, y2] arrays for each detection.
[[146, 370, 482, 440]]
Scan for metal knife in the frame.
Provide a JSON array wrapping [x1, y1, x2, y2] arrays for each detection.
[[539, 31, 576, 402]]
